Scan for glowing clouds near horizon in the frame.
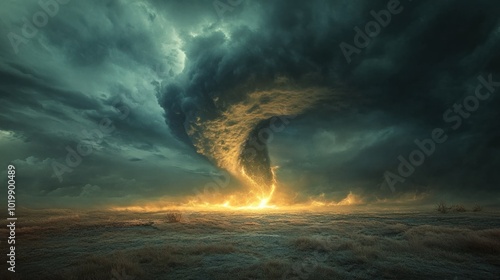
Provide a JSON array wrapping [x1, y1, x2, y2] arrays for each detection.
[[185, 84, 330, 208]]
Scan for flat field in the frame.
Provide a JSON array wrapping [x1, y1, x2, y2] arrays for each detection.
[[1, 209, 499, 279]]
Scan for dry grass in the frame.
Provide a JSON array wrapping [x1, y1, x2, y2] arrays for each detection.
[[437, 202, 468, 213], [292, 236, 332, 252], [437, 201, 449, 213], [473, 204, 483, 212], [55, 243, 239, 280], [405, 226, 500, 255], [4, 209, 500, 279], [166, 212, 182, 223], [61, 252, 143, 280], [190, 244, 237, 255], [262, 260, 290, 279], [451, 204, 467, 212], [436, 201, 488, 214]]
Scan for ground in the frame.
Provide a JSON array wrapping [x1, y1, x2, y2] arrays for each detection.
[[1, 208, 499, 279]]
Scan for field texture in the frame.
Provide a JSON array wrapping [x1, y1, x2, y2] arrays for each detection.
[[1, 209, 499, 279]]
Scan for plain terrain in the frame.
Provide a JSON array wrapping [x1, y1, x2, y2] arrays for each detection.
[[1, 208, 499, 280]]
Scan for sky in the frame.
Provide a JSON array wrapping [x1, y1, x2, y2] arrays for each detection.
[[1, 0, 499, 209]]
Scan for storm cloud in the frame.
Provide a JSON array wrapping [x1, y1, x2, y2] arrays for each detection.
[[1, 0, 499, 208]]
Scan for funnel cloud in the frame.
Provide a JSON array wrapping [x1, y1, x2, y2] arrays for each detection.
[[0, 0, 499, 207]]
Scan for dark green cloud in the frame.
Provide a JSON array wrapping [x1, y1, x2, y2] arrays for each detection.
[[1, 0, 499, 207]]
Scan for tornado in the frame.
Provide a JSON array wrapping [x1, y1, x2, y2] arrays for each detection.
[[158, 31, 332, 205], [161, 75, 329, 205]]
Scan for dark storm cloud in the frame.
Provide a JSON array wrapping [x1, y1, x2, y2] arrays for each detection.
[[159, 0, 500, 204], [0, 0, 221, 207], [1, 0, 499, 207], [302, 0, 499, 202]]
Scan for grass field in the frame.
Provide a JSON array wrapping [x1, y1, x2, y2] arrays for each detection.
[[1, 208, 499, 279]]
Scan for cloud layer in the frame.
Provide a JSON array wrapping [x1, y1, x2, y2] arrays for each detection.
[[1, 0, 499, 207]]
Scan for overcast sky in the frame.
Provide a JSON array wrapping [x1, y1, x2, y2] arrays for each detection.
[[1, 0, 499, 208]]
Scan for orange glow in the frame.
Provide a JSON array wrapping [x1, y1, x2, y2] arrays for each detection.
[[235, 165, 278, 209], [109, 161, 364, 212], [308, 191, 363, 207], [172, 85, 331, 212], [109, 189, 364, 213]]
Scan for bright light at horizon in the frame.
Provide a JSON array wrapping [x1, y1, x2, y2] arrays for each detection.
[[108, 165, 363, 213], [108, 188, 363, 213]]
